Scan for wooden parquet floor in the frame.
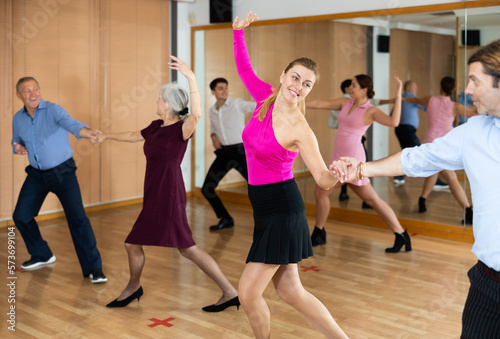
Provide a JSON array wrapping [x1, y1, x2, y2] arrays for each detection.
[[1, 196, 476, 338]]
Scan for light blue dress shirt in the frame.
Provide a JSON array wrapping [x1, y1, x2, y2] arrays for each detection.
[[399, 91, 426, 129], [401, 114, 500, 271], [11, 99, 88, 170]]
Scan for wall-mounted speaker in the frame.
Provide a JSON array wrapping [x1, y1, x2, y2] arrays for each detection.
[[377, 35, 390, 53], [210, 0, 232, 24], [462, 30, 480, 46]]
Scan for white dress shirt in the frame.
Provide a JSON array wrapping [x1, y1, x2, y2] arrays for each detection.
[[209, 98, 256, 146], [401, 115, 500, 271]]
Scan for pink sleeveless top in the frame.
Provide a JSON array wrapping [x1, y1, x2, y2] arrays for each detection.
[[424, 96, 455, 143], [235, 29, 298, 185]]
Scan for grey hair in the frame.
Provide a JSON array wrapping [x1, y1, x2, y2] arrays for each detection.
[[16, 77, 39, 93], [159, 83, 189, 120]]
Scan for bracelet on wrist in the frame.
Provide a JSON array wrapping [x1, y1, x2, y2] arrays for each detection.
[[356, 162, 366, 181]]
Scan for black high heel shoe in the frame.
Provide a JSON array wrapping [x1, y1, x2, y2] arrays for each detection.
[[202, 296, 240, 312], [385, 230, 412, 253], [311, 226, 326, 247], [106, 286, 143, 308]]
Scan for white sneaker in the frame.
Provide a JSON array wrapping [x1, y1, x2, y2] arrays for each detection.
[[393, 178, 405, 185], [21, 255, 56, 270], [433, 183, 449, 190]]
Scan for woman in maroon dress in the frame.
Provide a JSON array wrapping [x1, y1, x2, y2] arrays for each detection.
[[98, 56, 239, 312]]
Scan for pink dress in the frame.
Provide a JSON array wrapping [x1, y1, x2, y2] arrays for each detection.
[[424, 96, 455, 143], [332, 98, 372, 186]]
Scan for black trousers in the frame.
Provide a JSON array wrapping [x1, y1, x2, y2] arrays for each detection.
[[201, 144, 248, 219], [395, 124, 421, 149], [12, 158, 102, 276], [461, 261, 500, 338], [394, 124, 421, 180]]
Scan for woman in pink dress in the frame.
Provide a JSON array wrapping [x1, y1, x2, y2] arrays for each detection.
[[234, 12, 349, 339], [403, 76, 476, 223], [307, 75, 408, 253], [97, 56, 239, 312]]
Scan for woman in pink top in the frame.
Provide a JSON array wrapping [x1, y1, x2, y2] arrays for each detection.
[[403, 76, 476, 223], [234, 12, 349, 339], [307, 75, 409, 253]]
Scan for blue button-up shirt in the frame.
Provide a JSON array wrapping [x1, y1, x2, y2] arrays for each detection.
[[401, 114, 500, 271], [11, 99, 88, 170], [399, 91, 426, 129]]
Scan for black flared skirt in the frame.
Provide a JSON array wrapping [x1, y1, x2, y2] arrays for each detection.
[[246, 179, 313, 265]]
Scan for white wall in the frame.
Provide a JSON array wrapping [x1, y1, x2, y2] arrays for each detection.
[[186, 0, 467, 26], [371, 25, 391, 161], [177, 2, 194, 190]]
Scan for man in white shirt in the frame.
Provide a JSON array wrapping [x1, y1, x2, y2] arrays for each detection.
[[202, 78, 256, 230], [334, 39, 500, 338]]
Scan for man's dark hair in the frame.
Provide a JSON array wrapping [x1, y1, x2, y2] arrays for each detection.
[[468, 39, 500, 88], [340, 79, 351, 94], [440, 76, 455, 96], [16, 77, 39, 93], [210, 78, 228, 91]]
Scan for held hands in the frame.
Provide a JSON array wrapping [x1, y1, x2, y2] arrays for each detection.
[[94, 132, 107, 144], [233, 11, 258, 30], [13, 142, 28, 155], [168, 55, 195, 81], [89, 129, 102, 145], [329, 157, 361, 183]]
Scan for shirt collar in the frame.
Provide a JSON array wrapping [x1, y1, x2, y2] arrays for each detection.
[[213, 99, 229, 111], [22, 98, 46, 116], [492, 115, 500, 129], [403, 91, 415, 98]]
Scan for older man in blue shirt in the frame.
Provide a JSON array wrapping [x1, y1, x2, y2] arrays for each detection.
[[335, 39, 500, 338], [11, 77, 107, 283], [392, 80, 425, 185]]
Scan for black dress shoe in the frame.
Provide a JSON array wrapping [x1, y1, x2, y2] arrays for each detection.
[[106, 286, 143, 308], [418, 197, 427, 213], [339, 192, 349, 201], [209, 217, 234, 231], [461, 207, 473, 225], [202, 296, 240, 312]]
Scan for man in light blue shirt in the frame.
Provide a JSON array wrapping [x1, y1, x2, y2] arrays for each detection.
[[11, 77, 107, 283], [335, 40, 500, 337]]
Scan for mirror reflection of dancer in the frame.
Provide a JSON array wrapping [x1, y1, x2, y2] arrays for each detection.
[[307, 75, 410, 253], [400, 76, 476, 223], [98, 56, 239, 312], [233, 12, 349, 339], [332, 39, 500, 338], [202, 77, 256, 231], [335, 79, 352, 202]]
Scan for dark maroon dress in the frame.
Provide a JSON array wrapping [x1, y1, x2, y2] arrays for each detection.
[[125, 119, 195, 248]]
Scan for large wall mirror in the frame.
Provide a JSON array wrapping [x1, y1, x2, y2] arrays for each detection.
[[190, 2, 500, 241]]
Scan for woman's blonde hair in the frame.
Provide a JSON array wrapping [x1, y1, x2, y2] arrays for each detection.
[[258, 57, 319, 121]]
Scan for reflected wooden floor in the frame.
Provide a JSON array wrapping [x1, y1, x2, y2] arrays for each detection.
[[220, 174, 473, 229], [1, 197, 476, 338]]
